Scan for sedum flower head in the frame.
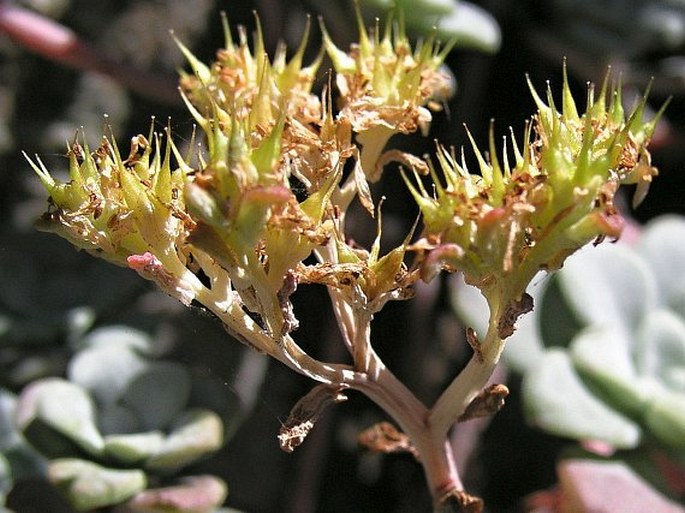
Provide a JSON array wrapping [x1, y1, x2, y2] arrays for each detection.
[[26, 129, 204, 306], [405, 69, 664, 307], [179, 13, 323, 130], [321, 4, 455, 181]]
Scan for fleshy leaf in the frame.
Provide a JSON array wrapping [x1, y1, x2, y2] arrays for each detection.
[[121, 362, 191, 431], [557, 242, 658, 337], [449, 274, 489, 337], [16, 378, 104, 457], [0, 389, 19, 449], [126, 475, 228, 513], [104, 431, 165, 464], [522, 350, 641, 448], [634, 309, 685, 391], [570, 327, 645, 418], [98, 403, 141, 436], [68, 328, 151, 406], [48, 458, 146, 511], [558, 459, 685, 513], [637, 215, 685, 318], [644, 389, 685, 450], [421, 1, 501, 52], [145, 409, 223, 471]]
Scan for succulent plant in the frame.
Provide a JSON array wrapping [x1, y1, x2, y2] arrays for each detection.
[[14, 325, 234, 512], [453, 214, 685, 492], [23, 1, 666, 509]]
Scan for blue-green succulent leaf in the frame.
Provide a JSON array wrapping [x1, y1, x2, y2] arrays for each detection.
[[104, 431, 165, 465], [570, 327, 645, 418], [76, 325, 153, 353], [68, 334, 149, 406], [423, 1, 501, 52], [126, 475, 228, 513], [48, 458, 146, 511], [637, 215, 685, 318], [145, 409, 223, 471], [121, 362, 191, 431], [0, 390, 19, 451], [98, 404, 141, 436], [644, 389, 685, 450], [522, 350, 641, 448], [449, 274, 489, 338], [557, 242, 658, 338], [538, 276, 584, 350], [634, 309, 685, 392], [360, 0, 501, 52], [16, 379, 104, 456]]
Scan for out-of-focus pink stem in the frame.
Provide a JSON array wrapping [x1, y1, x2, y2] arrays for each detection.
[[0, 3, 179, 104]]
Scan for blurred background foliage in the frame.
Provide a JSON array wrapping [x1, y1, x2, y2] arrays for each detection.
[[0, 1, 684, 512]]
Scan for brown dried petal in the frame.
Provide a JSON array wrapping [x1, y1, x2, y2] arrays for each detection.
[[497, 292, 534, 339], [376, 149, 430, 176], [357, 421, 417, 457], [277, 270, 299, 335], [437, 489, 484, 513], [278, 384, 347, 453], [457, 384, 509, 422]]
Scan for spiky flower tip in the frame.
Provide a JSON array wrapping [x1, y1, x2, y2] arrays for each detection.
[[170, 12, 426, 331], [178, 12, 323, 130], [405, 69, 664, 311], [321, 4, 456, 181], [26, 128, 203, 306], [27, 120, 336, 341], [176, 12, 354, 207]]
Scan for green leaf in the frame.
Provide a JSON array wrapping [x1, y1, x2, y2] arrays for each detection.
[[68, 332, 150, 406], [146, 409, 223, 471], [417, 1, 501, 52], [77, 325, 153, 353], [48, 458, 146, 511], [644, 389, 685, 450], [361, 0, 501, 53], [570, 327, 645, 418], [637, 215, 685, 317], [126, 475, 228, 513], [121, 362, 191, 431], [367, 0, 454, 16], [522, 350, 641, 448], [16, 379, 104, 457], [634, 309, 685, 392], [104, 431, 165, 464], [557, 243, 657, 337], [98, 403, 141, 436]]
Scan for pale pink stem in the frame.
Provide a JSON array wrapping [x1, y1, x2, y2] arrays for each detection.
[[0, 3, 179, 103]]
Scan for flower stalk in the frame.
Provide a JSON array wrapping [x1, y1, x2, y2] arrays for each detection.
[[28, 6, 664, 511]]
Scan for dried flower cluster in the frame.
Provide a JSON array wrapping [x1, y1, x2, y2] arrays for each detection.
[[28, 6, 663, 512], [406, 72, 662, 343]]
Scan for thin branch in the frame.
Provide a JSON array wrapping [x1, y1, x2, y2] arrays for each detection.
[[428, 315, 505, 438], [0, 3, 179, 104]]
